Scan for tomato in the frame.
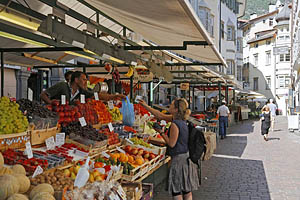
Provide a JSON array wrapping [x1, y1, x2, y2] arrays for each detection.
[[94, 162, 104, 168]]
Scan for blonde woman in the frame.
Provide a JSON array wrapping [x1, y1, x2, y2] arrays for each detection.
[[139, 98, 199, 200], [261, 106, 271, 141]]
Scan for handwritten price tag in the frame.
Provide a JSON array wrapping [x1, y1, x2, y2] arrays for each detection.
[[101, 152, 110, 159], [116, 147, 125, 154], [28, 88, 33, 101], [94, 92, 99, 101], [161, 120, 167, 126], [45, 136, 55, 150], [108, 101, 114, 109], [79, 117, 87, 127], [108, 123, 114, 132], [80, 94, 85, 104], [56, 133, 65, 146], [61, 95, 66, 105], [25, 142, 33, 159], [32, 166, 43, 178]]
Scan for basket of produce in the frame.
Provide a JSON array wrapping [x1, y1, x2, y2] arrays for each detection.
[[0, 97, 30, 150]]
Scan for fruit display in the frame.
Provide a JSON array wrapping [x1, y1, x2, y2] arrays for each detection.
[[64, 122, 107, 142], [17, 98, 57, 120], [123, 145, 157, 162], [124, 66, 134, 77], [29, 183, 55, 199], [95, 156, 134, 176], [134, 103, 150, 116], [30, 171, 74, 192], [99, 127, 120, 146], [130, 137, 152, 148], [91, 100, 112, 124], [107, 106, 122, 121], [0, 96, 29, 134], [0, 174, 20, 200]]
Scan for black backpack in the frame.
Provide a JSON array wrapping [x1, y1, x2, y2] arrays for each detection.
[[187, 122, 206, 166]]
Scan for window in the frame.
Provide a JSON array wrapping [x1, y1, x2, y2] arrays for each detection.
[[263, 19, 266, 23], [209, 14, 214, 37], [286, 50, 291, 61], [199, 7, 214, 37], [278, 36, 284, 40], [285, 76, 290, 87], [226, 60, 234, 75], [221, 21, 224, 38], [269, 18, 273, 26], [280, 54, 284, 61], [255, 43, 258, 48], [266, 51, 271, 65], [253, 54, 258, 67], [266, 40, 271, 45], [285, 35, 290, 40], [279, 76, 285, 88], [227, 26, 233, 40], [266, 76, 271, 90], [253, 77, 259, 91]]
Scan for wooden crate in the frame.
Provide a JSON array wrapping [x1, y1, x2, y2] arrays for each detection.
[[92, 122, 102, 130], [0, 131, 30, 151], [65, 137, 107, 156], [31, 126, 60, 145], [121, 181, 143, 200]]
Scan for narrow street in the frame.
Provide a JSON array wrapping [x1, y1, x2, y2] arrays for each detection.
[[155, 116, 300, 200]]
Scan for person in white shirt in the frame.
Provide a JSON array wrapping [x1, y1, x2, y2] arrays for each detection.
[[267, 99, 277, 131], [217, 100, 230, 139]]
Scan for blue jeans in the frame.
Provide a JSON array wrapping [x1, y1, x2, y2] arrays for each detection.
[[219, 116, 228, 137]]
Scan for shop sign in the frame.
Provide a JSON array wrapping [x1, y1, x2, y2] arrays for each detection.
[[180, 83, 189, 90], [134, 67, 153, 82]]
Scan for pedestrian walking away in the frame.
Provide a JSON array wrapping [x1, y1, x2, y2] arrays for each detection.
[[267, 99, 277, 132], [260, 106, 271, 141], [139, 98, 200, 200], [217, 100, 230, 139]]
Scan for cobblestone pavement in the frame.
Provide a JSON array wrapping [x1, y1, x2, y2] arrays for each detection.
[[154, 116, 300, 200]]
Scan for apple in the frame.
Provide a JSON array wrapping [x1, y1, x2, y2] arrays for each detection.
[[149, 153, 156, 160], [143, 152, 150, 159], [138, 149, 144, 155], [71, 172, 76, 180], [125, 145, 132, 153], [131, 148, 138, 155], [52, 100, 60, 106]]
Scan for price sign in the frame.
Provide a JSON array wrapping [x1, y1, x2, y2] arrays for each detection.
[[28, 88, 33, 101], [161, 120, 167, 126], [129, 133, 132, 139], [106, 170, 113, 181], [25, 142, 33, 159], [45, 136, 55, 150], [79, 117, 87, 127], [108, 123, 114, 132], [101, 151, 110, 159], [116, 147, 125, 154], [94, 92, 99, 101], [32, 166, 43, 178], [61, 95, 66, 105], [125, 138, 133, 144], [56, 132, 65, 146], [108, 101, 114, 109], [80, 94, 85, 104]]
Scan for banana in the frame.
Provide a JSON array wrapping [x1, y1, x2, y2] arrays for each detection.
[[124, 66, 134, 77]]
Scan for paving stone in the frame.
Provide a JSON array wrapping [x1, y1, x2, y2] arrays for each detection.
[[154, 116, 300, 199]]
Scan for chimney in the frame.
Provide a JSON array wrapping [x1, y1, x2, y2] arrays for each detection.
[[269, 3, 276, 12], [250, 13, 257, 20]]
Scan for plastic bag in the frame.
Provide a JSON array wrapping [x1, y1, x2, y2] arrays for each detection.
[[121, 96, 135, 126]]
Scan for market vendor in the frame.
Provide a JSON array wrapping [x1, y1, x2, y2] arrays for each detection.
[[40, 71, 125, 104]]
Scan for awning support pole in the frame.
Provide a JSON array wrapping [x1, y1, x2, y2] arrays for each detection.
[[188, 86, 191, 109], [1, 52, 3, 97], [233, 89, 236, 107], [192, 86, 195, 111], [225, 85, 229, 104], [130, 75, 133, 102], [204, 85, 206, 111], [218, 82, 222, 106], [111, 66, 115, 94]]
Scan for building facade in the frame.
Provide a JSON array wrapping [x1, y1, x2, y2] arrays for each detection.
[[189, 0, 246, 86], [241, 0, 292, 115]]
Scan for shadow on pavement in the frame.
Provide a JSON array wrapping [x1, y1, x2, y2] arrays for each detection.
[[267, 137, 280, 141], [214, 136, 247, 157]]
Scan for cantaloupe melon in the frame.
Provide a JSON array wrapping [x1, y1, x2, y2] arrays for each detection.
[[29, 184, 54, 199], [31, 192, 55, 200], [0, 174, 20, 200], [7, 193, 28, 200], [0, 166, 13, 175], [12, 174, 30, 193], [12, 165, 26, 176], [0, 152, 4, 168]]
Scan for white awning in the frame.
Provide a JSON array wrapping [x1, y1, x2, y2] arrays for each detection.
[[85, 0, 226, 65]]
